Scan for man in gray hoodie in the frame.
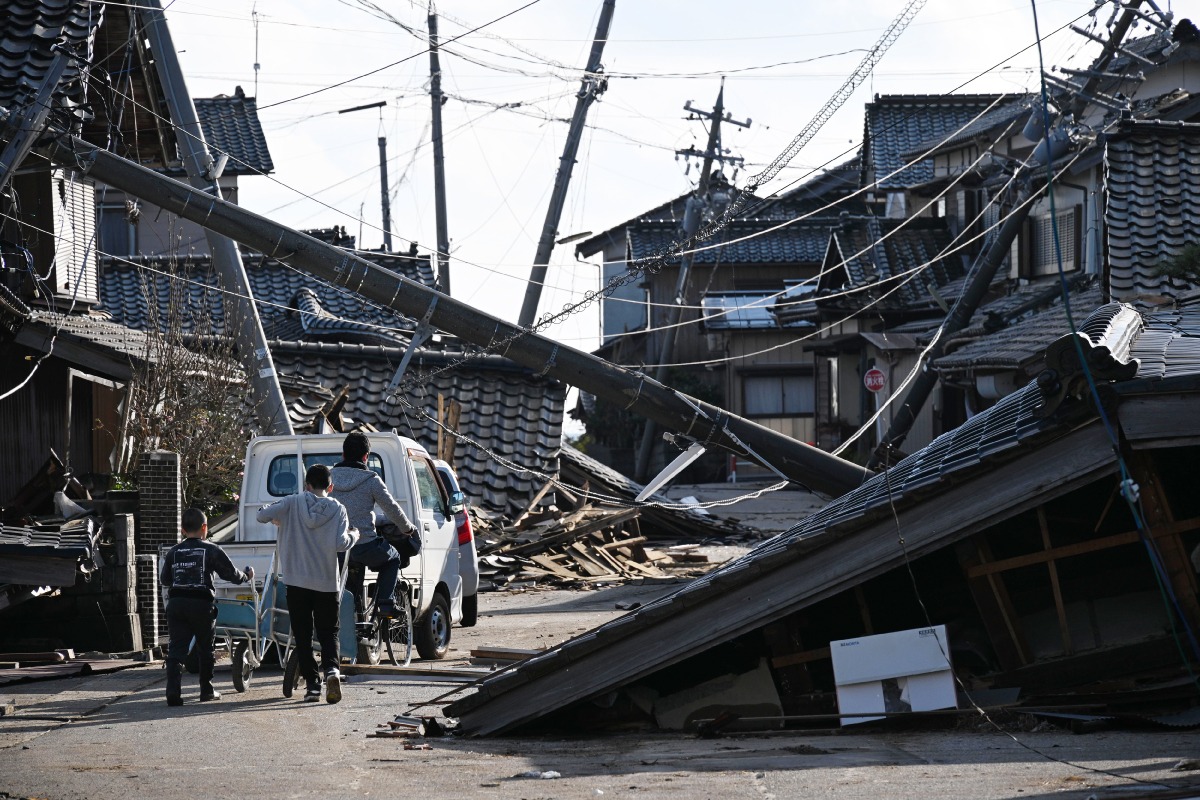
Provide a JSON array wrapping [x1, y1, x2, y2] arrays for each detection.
[[257, 463, 357, 703], [332, 432, 418, 619]]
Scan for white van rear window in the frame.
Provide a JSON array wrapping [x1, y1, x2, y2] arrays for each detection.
[[267, 453, 385, 496]]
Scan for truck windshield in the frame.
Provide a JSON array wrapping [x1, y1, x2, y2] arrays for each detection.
[[267, 453, 385, 496]]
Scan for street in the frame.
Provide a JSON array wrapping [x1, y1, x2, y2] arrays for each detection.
[[1, 585, 1199, 800]]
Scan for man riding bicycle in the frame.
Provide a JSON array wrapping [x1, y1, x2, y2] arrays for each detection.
[[332, 432, 418, 618]]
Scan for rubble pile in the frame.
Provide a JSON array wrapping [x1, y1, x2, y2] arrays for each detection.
[[470, 501, 716, 589]]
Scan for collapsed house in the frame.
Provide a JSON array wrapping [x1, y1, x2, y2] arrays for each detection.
[[446, 302, 1200, 735]]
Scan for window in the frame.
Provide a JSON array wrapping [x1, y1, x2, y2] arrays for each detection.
[[97, 204, 136, 256], [411, 459, 445, 515], [266, 453, 384, 496], [743, 372, 815, 417]]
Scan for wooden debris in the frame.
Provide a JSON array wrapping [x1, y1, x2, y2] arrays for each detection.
[[474, 501, 715, 587]]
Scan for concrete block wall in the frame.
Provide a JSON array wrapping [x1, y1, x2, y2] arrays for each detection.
[[136, 450, 181, 645]]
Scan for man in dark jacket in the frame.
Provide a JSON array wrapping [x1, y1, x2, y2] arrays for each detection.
[[332, 432, 417, 618], [160, 508, 254, 706]]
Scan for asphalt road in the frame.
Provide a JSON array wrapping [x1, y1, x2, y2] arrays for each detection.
[[2, 585, 1200, 800]]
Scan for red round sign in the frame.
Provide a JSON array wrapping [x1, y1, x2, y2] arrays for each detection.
[[864, 367, 887, 393]]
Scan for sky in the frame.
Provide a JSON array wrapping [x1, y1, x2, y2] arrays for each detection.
[[161, 0, 1148, 355]]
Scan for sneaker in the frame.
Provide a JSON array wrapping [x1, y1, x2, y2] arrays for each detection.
[[166, 696, 183, 707], [303, 680, 321, 702], [325, 669, 342, 704], [199, 690, 221, 702]]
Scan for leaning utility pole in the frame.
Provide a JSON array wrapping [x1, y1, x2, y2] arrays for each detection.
[[868, 0, 1153, 468], [138, 0, 293, 436], [634, 83, 749, 481], [31, 128, 874, 496], [428, 10, 451, 293], [517, 0, 616, 329]]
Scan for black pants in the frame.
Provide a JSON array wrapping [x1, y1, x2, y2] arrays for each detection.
[[166, 596, 216, 694], [285, 585, 340, 681]]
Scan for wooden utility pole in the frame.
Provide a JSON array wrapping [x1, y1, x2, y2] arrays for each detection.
[[517, 0, 616, 329], [428, 10, 451, 293], [634, 83, 749, 481]]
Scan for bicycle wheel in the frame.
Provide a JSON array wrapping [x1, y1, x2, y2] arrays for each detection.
[[232, 640, 253, 692], [382, 590, 413, 667], [356, 615, 382, 666]]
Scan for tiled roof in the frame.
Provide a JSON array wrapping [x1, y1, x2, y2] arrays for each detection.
[[902, 95, 1034, 161], [97, 252, 434, 338], [446, 302, 1200, 734], [0, 517, 98, 559], [935, 282, 1106, 375], [269, 341, 564, 515], [756, 155, 865, 219], [94, 254, 560, 514], [629, 218, 837, 267], [821, 215, 966, 310], [191, 90, 274, 175], [864, 94, 1004, 189], [1104, 120, 1200, 303], [30, 310, 157, 365], [0, 0, 100, 129]]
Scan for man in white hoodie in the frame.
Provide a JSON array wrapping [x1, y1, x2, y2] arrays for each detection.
[[257, 463, 358, 703]]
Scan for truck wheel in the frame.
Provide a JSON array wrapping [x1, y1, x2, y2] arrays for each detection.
[[461, 593, 478, 627], [415, 591, 451, 660]]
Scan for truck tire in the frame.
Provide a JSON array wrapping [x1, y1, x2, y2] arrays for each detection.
[[461, 593, 478, 627], [415, 591, 451, 660]]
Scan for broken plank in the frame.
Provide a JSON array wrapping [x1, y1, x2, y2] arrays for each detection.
[[599, 536, 648, 550], [529, 554, 581, 579], [568, 542, 617, 577]]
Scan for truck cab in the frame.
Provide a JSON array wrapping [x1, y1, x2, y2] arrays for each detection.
[[219, 432, 469, 658]]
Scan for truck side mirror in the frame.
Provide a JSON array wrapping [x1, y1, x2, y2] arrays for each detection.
[[448, 490, 466, 514]]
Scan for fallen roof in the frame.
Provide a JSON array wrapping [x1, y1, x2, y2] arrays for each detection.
[[445, 302, 1200, 735], [0, 517, 100, 588], [192, 89, 274, 176]]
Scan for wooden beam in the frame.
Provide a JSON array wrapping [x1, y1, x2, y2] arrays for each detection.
[[770, 646, 831, 669], [1037, 506, 1072, 655], [960, 537, 1030, 669], [966, 516, 1200, 577]]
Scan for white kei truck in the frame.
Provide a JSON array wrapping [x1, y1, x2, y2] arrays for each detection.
[[213, 432, 470, 661]]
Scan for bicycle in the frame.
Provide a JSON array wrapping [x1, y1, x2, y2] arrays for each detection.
[[348, 561, 413, 667]]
